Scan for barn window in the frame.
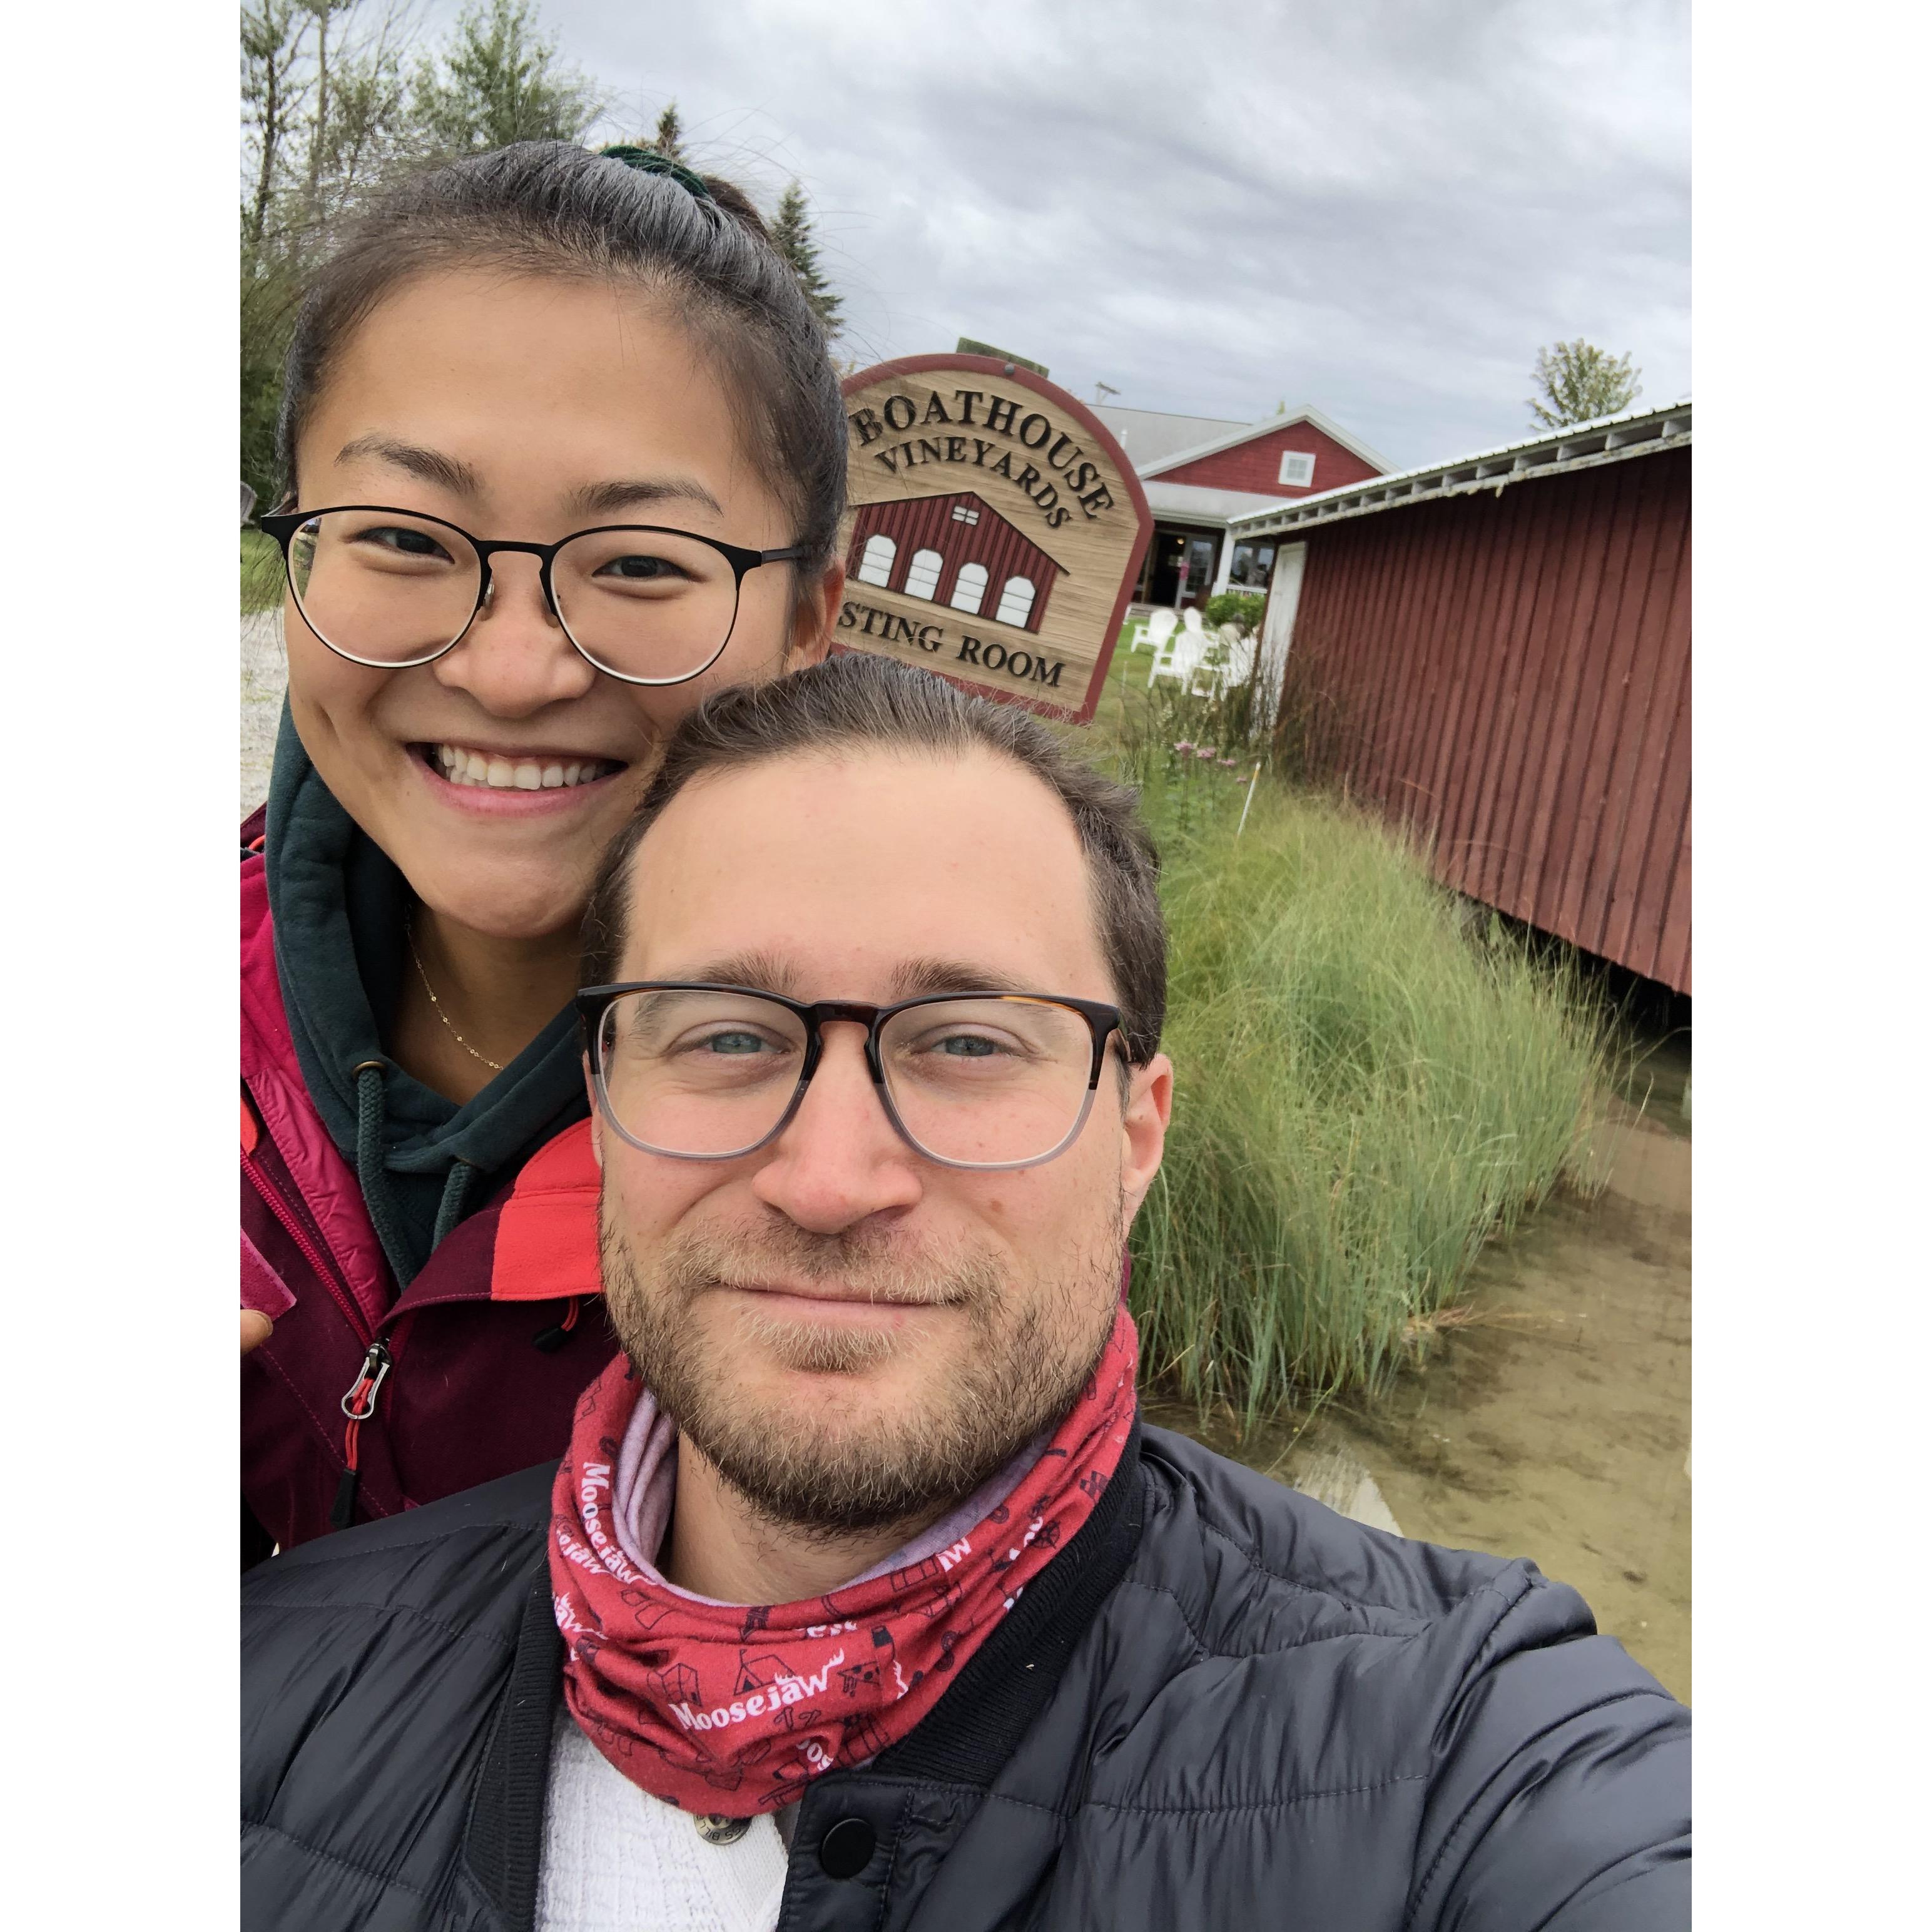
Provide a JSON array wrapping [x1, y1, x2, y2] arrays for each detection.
[[950, 504, 980, 526], [857, 533, 896, 586], [1278, 450, 1316, 488], [904, 547, 944, 599], [995, 575, 1035, 627], [950, 563, 988, 614]]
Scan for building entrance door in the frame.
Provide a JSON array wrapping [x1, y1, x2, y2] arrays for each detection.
[[1147, 529, 1221, 608]]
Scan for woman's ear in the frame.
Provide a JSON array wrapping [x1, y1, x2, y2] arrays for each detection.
[[786, 558, 845, 669]]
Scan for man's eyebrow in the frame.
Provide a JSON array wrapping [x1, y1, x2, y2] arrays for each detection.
[[334, 435, 480, 497], [566, 475, 725, 521], [641, 956, 1035, 1002], [888, 957, 1032, 1000], [664, 952, 806, 999]]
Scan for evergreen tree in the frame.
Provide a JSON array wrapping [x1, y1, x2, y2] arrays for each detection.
[[410, 0, 599, 154], [1527, 340, 1643, 429], [770, 180, 842, 335], [651, 101, 685, 158]]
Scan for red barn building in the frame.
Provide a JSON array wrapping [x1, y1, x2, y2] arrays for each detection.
[[1095, 403, 1391, 609], [846, 491, 1061, 634], [1234, 400, 1692, 994]]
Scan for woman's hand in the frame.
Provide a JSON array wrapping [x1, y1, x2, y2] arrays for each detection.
[[242, 1309, 275, 1355]]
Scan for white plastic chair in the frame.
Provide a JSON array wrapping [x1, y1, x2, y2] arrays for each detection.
[[1150, 614, 1207, 689], [1130, 606, 1176, 656]]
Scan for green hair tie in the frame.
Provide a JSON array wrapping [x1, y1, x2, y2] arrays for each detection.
[[599, 143, 712, 203]]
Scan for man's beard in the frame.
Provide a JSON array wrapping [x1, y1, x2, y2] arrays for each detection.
[[599, 1196, 1121, 1543]]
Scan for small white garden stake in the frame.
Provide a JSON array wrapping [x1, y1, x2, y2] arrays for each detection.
[[1236, 761, 1262, 839]]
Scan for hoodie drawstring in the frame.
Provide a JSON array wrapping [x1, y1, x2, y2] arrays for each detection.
[[353, 1061, 419, 1289], [432, 1157, 478, 1251], [354, 1065, 484, 1278]]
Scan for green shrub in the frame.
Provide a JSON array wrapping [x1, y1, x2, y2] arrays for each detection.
[[1204, 589, 1265, 633], [1126, 781, 1614, 1428]]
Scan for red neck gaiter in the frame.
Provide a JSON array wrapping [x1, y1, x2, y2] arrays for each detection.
[[549, 1308, 1139, 1817]]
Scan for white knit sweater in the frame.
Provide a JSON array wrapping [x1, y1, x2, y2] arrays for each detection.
[[536, 1709, 790, 1932]]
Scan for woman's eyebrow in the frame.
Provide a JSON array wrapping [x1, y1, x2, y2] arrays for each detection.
[[327, 440, 723, 524], [334, 435, 479, 496], [566, 475, 726, 521]]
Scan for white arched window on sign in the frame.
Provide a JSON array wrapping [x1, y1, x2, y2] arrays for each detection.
[[950, 562, 988, 614], [857, 532, 896, 586], [904, 547, 944, 600], [995, 575, 1036, 628]]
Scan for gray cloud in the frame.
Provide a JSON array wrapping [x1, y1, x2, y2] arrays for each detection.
[[421, 0, 1688, 467]]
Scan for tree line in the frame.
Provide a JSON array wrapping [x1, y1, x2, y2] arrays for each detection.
[[242, 0, 843, 506]]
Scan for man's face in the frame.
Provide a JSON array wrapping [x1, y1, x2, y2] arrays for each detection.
[[592, 746, 1172, 1536]]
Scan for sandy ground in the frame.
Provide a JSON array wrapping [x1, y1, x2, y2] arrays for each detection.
[[1148, 1092, 1692, 1702], [241, 610, 287, 820]]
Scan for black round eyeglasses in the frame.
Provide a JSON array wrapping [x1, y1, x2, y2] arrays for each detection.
[[257, 505, 808, 688]]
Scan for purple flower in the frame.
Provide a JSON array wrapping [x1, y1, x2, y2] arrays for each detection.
[[1197, 746, 1218, 760], [1172, 740, 1194, 755], [1219, 758, 1239, 770]]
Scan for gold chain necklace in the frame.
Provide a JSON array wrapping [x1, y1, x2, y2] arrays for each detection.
[[405, 915, 506, 1074]]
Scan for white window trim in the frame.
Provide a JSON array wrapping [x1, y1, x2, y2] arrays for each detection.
[[1278, 450, 1316, 487], [950, 562, 989, 614], [904, 548, 944, 599], [995, 576, 1036, 626]]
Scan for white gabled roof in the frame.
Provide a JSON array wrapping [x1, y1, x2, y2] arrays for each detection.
[[1139, 404, 1395, 480], [1141, 480, 1298, 527], [1091, 404, 1248, 470], [1226, 399, 1692, 539]]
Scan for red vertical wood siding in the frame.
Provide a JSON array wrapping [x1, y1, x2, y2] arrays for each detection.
[[1278, 447, 1691, 992], [1149, 420, 1383, 496]]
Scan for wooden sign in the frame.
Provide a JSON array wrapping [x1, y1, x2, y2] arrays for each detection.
[[833, 354, 1152, 723]]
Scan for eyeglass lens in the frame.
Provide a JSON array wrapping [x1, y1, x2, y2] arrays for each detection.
[[283, 511, 743, 681], [593, 990, 1099, 1167]]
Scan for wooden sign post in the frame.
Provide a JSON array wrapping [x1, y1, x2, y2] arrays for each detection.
[[834, 354, 1152, 724]]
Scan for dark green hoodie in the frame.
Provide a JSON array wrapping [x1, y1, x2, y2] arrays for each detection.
[[263, 703, 591, 1287]]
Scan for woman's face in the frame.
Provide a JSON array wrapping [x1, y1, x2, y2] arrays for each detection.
[[286, 268, 838, 940]]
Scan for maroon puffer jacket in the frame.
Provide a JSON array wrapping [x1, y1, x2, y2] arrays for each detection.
[[241, 828, 619, 1555]]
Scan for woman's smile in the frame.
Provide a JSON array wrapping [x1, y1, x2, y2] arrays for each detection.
[[407, 738, 631, 816]]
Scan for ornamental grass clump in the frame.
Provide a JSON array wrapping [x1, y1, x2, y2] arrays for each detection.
[[1127, 781, 1614, 1430]]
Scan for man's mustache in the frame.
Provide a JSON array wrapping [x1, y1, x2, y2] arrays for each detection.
[[648, 1220, 1005, 1310]]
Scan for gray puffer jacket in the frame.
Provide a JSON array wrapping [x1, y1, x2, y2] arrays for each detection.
[[241, 1422, 1689, 1929]]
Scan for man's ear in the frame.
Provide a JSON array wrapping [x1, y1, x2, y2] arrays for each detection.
[[584, 1057, 604, 1171], [1119, 1052, 1172, 1224], [786, 558, 844, 671]]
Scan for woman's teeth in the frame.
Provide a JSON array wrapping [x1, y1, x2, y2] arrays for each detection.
[[432, 745, 612, 790]]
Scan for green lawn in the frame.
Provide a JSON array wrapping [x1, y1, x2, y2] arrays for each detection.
[[242, 528, 283, 614]]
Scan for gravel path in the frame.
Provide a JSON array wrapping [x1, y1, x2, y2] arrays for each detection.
[[241, 611, 287, 820]]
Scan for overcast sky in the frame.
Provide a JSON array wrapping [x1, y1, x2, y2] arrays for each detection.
[[421, 0, 1689, 470]]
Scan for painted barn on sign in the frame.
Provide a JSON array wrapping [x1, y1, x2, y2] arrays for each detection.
[[835, 353, 1151, 721], [847, 491, 1060, 636]]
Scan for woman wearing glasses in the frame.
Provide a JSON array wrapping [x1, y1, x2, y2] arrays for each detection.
[[241, 141, 847, 1558]]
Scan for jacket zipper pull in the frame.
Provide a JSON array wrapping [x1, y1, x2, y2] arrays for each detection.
[[331, 1340, 393, 1532]]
